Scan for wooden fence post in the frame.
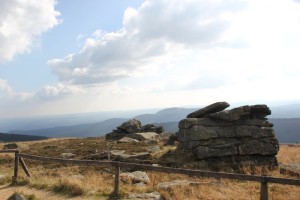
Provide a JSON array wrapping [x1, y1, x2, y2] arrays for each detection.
[[260, 177, 268, 200], [113, 161, 120, 199], [12, 150, 19, 183], [19, 157, 31, 177]]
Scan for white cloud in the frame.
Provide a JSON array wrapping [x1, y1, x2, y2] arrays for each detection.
[[36, 83, 84, 100], [48, 0, 246, 85], [0, 79, 13, 95], [0, 0, 60, 62], [0, 79, 33, 101], [44, 0, 300, 114]]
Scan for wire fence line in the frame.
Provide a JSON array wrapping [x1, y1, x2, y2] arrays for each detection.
[[1, 149, 300, 200]]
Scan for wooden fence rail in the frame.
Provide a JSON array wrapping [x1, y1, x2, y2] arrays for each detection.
[[1, 150, 300, 200]]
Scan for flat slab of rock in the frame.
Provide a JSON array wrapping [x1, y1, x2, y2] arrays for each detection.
[[118, 152, 151, 161], [127, 132, 160, 141], [60, 153, 76, 158], [110, 150, 126, 156], [118, 137, 139, 143], [209, 106, 250, 121], [124, 192, 162, 200], [178, 118, 273, 129], [187, 102, 230, 118], [110, 150, 150, 161]]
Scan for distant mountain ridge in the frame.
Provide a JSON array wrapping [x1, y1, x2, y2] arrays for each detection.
[[2, 103, 300, 143], [9, 118, 127, 138]]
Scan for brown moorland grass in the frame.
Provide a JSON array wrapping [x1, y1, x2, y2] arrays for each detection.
[[0, 139, 300, 199], [277, 144, 300, 165]]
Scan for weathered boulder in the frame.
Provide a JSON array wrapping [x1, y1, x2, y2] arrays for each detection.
[[187, 101, 230, 118], [120, 171, 150, 184], [117, 119, 141, 134], [250, 104, 271, 119], [141, 124, 164, 133], [176, 102, 279, 169], [105, 131, 126, 140], [106, 119, 164, 141]]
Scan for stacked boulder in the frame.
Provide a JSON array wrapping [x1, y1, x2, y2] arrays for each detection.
[[106, 119, 163, 141], [176, 102, 279, 168]]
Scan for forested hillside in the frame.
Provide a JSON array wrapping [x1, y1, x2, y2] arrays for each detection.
[[0, 132, 47, 142]]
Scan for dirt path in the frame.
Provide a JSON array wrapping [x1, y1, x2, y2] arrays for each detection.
[[0, 184, 106, 200]]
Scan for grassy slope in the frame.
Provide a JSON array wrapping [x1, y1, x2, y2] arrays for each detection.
[[0, 138, 299, 200]]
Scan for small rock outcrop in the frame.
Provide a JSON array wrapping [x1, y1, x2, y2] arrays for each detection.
[[106, 119, 162, 141], [176, 102, 279, 170], [141, 124, 164, 133], [117, 119, 142, 134], [120, 171, 150, 184]]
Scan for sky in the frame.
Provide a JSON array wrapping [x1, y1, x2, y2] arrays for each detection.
[[1, 0, 300, 119]]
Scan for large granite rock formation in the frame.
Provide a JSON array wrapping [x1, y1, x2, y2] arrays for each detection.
[[106, 119, 163, 141], [176, 102, 279, 169]]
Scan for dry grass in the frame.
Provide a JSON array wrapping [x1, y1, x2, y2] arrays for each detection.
[[277, 144, 300, 165], [1, 139, 300, 199]]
